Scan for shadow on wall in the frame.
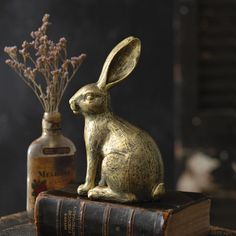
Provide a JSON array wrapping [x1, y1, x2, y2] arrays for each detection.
[[0, 0, 173, 216]]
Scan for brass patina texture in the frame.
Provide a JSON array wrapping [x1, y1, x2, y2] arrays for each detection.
[[69, 37, 165, 202]]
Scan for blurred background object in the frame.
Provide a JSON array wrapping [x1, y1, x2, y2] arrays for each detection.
[[175, 0, 236, 229], [0, 0, 173, 218]]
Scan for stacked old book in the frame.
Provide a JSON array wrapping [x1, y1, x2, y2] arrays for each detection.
[[33, 184, 212, 236]]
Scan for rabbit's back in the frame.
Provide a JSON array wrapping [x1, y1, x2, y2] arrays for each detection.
[[102, 116, 160, 156]]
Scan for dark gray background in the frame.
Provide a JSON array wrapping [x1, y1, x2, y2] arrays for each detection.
[[0, 0, 173, 216]]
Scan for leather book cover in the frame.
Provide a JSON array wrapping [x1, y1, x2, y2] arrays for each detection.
[[34, 184, 211, 236]]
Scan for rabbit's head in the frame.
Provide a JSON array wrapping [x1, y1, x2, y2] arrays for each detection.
[[69, 36, 141, 116]]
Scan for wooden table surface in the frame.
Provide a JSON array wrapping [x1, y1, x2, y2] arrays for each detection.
[[0, 212, 235, 236]]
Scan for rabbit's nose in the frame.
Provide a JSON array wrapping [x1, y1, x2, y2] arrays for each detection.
[[69, 97, 74, 105], [69, 99, 80, 112]]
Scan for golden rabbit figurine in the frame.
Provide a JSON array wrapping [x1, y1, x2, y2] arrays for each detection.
[[69, 36, 165, 202]]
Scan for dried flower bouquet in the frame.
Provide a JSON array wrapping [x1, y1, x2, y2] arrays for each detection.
[[4, 14, 86, 112]]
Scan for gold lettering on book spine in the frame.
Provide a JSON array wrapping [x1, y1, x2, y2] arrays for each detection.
[[62, 206, 77, 236]]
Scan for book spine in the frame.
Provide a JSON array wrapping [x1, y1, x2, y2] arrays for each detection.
[[35, 195, 166, 236]]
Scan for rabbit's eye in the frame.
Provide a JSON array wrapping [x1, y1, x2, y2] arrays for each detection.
[[85, 93, 95, 101]]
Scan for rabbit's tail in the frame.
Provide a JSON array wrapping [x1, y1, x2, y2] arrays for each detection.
[[152, 183, 165, 200]]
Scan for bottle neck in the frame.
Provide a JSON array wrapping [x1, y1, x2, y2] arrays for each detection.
[[42, 112, 62, 135]]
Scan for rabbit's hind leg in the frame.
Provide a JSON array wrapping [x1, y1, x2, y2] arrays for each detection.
[[98, 174, 107, 187], [88, 186, 137, 203]]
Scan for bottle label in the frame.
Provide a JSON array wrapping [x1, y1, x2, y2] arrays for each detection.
[[43, 147, 70, 155], [27, 154, 76, 213]]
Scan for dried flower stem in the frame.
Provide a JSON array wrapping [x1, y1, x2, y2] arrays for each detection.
[[4, 14, 86, 112]]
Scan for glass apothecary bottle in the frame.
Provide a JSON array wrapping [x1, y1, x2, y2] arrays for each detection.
[[27, 112, 76, 217], [4, 14, 85, 219]]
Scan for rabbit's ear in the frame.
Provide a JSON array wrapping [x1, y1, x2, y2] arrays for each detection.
[[97, 36, 141, 90]]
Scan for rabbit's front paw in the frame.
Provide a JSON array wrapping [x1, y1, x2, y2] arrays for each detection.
[[77, 183, 93, 196]]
